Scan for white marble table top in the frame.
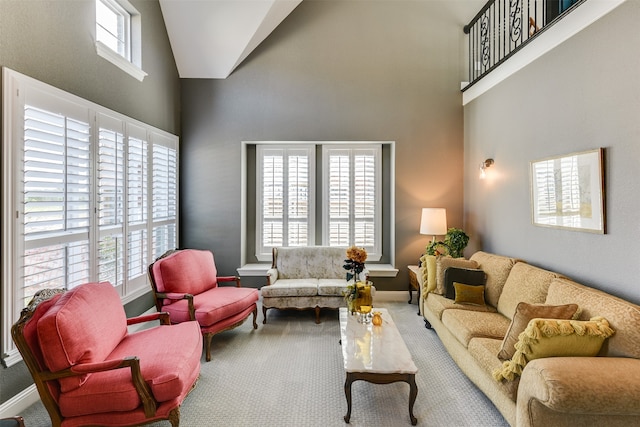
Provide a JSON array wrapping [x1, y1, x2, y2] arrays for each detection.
[[339, 307, 418, 374]]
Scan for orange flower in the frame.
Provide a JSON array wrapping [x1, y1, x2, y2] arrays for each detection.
[[346, 246, 367, 264]]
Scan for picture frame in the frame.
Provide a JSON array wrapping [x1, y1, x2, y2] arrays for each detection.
[[530, 148, 605, 233]]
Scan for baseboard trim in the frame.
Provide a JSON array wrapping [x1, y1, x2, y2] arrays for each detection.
[[0, 384, 39, 418]]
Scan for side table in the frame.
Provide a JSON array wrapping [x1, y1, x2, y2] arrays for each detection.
[[408, 265, 421, 315]]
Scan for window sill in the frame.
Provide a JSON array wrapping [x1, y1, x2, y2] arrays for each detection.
[[96, 41, 147, 82], [237, 263, 398, 278]]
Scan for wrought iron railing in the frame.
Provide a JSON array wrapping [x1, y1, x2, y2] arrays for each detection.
[[463, 0, 585, 89]]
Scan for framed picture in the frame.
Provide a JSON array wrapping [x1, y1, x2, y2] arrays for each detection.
[[530, 148, 605, 233]]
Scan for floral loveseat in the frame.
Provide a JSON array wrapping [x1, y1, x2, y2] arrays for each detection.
[[262, 246, 359, 324], [419, 251, 640, 427]]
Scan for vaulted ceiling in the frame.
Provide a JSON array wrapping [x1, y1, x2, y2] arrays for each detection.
[[159, 0, 302, 79]]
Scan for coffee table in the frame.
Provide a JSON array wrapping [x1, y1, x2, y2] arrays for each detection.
[[339, 307, 418, 425]]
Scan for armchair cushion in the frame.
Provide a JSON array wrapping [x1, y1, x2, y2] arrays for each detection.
[[161, 286, 259, 325], [37, 282, 128, 392], [58, 321, 202, 417], [152, 249, 218, 299]]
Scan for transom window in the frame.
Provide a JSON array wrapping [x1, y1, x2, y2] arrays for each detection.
[[96, 0, 131, 61]]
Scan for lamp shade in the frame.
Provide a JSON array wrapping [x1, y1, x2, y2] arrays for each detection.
[[420, 208, 447, 236]]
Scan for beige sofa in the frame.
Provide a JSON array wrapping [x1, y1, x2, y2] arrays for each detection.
[[262, 246, 360, 324], [419, 251, 640, 427]]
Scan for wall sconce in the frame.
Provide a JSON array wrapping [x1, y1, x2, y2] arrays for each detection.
[[479, 158, 494, 179], [420, 208, 447, 243]]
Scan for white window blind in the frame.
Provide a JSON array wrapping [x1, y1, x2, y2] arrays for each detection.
[[151, 135, 178, 259], [22, 104, 92, 305], [323, 145, 381, 258], [127, 127, 148, 281], [255, 145, 315, 259]]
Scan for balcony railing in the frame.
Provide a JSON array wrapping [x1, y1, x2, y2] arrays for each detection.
[[463, 0, 585, 89]]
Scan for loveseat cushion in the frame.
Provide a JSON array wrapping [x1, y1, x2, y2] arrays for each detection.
[[545, 278, 640, 359], [467, 337, 519, 402], [496, 263, 561, 320], [260, 279, 319, 298], [441, 310, 511, 347], [58, 321, 201, 417], [37, 282, 127, 392], [162, 286, 259, 325], [469, 251, 519, 307], [152, 249, 217, 298], [318, 279, 349, 296]]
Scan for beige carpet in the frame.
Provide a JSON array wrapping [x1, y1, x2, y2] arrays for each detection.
[[19, 300, 508, 426]]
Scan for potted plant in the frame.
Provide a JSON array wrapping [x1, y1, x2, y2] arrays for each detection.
[[444, 227, 469, 258]]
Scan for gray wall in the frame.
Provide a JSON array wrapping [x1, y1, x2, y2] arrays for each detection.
[[181, 0, 471, 289], [464, 1, 640, 305], [0, 0, 179, 405]]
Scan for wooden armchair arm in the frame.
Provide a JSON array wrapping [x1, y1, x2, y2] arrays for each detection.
[[41, 357, 157, 418], [218, 275, 241, 287], [155, 292, 196, 321], [127, 312, 171, 326]]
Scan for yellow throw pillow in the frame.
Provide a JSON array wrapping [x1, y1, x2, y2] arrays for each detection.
[[493, 316, 615, 382], [453, 282, 486, 306], [498, 302, 579, 361]]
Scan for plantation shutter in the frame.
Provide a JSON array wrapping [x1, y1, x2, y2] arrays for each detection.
[[151, 133, 178, 259], [21, 102, 92, 305], [126, 124, 148, 283], [323, 145, 381, 257], [256, 145, 314, 260]]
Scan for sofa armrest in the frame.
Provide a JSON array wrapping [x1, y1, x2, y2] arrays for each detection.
[[266, 268, 278, 286], [517, 357, 640, 427], [155, 292, 196, 320]]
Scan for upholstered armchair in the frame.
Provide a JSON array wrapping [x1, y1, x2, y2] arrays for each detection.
[[11, 282, 202, 427], [148, 249, 259, 361]]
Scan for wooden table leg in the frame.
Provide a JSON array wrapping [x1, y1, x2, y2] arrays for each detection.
[[408, 374, 418, 425], [344, 373, 353, 423]]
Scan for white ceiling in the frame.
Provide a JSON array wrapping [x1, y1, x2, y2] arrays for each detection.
[[159, 0, 303, 79]]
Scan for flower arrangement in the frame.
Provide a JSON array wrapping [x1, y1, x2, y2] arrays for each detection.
[[343, 246, 367, 304]]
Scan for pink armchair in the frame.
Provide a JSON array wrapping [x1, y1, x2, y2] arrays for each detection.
[[11, 282, 201, 427], [148, 249, 259, 361]]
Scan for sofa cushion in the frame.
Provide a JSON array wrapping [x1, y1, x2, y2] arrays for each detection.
[[260, 279, 319, 298], [274, 246, 346, 279], [318, 279, 349, 296], [425, 293, 497, 320], [454, 283, 486, 306], [493, 317, 615, 382], [434, 257, 478, 295], [498, 302, 579, 361], [441, 310, 511, 347], [467, 337, 519, 402], [497, 263, 561, 320], [37, 282, 127, 392], [162, 286, 259, 325], [469, 251, 519, 307], [545, 277, 640, 359], [58, 321, 202, 417], [153, 249, 217, 298]]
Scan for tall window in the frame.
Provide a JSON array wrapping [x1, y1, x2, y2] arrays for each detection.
[[256, 146, 315, 258], [254, 143, 382, 262], [2, 69, 177, 366], [323, 145, 381, 257]]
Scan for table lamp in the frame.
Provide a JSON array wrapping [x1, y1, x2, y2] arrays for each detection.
[[420, 208, 447, 243]]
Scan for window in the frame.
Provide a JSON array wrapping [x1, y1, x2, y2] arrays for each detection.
[[2, 68, 177, 366], [254, 143, 383, 262], [95, 0, 146, 81], [323, 145, 381, 257], [255, 146, 315, 257]]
